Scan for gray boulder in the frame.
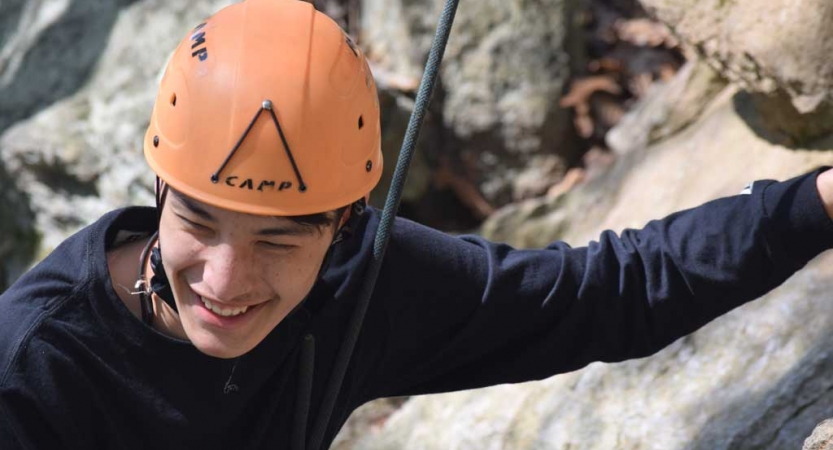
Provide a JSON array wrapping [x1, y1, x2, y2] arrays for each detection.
[[371, 87, 434, 209], [639, 0, 833, 143], [0, 164, 37, 292], [606, 57, 727, 155], [0, 0, 139, 134], [0, 0, 234, 256], [805, 419, 833, 450], [362, 0, 582, 207]]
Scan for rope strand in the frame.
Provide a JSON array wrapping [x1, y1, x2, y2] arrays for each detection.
[[307, 1, 461, 448]]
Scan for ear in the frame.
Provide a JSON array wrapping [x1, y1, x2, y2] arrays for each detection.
[[337, 207, 351, 230], [337, 194, 369, 229]]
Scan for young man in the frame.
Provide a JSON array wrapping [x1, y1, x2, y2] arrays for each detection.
[[2, 0, 833, 448]]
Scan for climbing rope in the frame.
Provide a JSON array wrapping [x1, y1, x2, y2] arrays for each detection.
[[307, 0, 461, 448]]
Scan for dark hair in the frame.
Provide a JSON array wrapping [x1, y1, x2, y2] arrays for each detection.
[[285, 205, 349, 232]]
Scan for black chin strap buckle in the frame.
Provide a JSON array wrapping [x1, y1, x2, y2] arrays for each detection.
[[332, 198, 367, 246], [150, 247, 178, 313]]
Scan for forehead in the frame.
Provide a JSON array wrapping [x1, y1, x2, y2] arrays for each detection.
[[168, 189, 313, 232]]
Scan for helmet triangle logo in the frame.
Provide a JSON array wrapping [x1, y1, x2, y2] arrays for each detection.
[[210, 99, 308, 193]]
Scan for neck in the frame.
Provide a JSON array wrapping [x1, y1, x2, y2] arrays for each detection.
[[139, 238, 188, 340]]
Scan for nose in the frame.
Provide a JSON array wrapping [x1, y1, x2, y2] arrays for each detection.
[[200, 243, 260, 304]]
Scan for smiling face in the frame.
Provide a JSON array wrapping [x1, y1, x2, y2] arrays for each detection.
[[156, 189, 340, 358]]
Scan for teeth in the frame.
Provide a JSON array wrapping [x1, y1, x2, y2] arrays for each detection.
[[200, 297, 249, 317]]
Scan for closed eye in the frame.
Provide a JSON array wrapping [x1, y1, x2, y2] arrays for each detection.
[[258, 241, 296, 250], [176, 214, 213, 232]]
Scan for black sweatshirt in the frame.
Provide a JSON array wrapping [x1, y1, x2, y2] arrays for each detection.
[[1, 169, 832, 449]]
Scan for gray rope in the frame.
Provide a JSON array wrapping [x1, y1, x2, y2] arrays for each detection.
[[307, 0, 461, 448]]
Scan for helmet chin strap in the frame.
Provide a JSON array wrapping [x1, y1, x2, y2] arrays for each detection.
[[137, 178, 178, 325], [317, 197, 367, 277], [149, 245, 177, 312]]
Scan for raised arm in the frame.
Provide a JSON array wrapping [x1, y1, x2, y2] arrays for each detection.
[[360, 169, 833, 399]]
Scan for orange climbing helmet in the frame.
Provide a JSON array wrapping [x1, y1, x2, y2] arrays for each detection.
[[143, 0, 382, 216]]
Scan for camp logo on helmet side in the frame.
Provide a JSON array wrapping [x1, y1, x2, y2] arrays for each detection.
[[224, 176, 293, 192], [345, 35, 359, 58], [191, 23, 208, 61]]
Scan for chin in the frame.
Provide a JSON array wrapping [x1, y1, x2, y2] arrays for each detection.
[[188, 332, 257, 359], [171, 284, 277, 359], [179, 310, 264, 359]]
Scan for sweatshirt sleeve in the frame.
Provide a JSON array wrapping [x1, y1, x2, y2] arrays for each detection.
[[362, 168, 833, 398]]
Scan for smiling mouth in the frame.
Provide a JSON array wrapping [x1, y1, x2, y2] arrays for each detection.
[[200, 297, 250, 317]]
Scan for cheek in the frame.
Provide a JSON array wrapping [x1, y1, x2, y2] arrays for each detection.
[[158, 228, 204, 277], [267, 245, 330, 298]]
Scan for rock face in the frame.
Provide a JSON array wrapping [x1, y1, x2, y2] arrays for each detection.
[[0, 0, 149, 286], [0, 0, 140, 134], [638, 0, 833, 143], [362, 0, 581, 207], [349, 62, 833, 449], [0, 165, 37, 292], [605, 58, 727, 155], [371, 88, 435, 209], [805, 419, 833, 450], [0, 0, 235, 255]]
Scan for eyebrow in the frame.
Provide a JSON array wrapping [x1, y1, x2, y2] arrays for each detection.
[[171, 192, 313, 236], [173, 194, 215, 222], [253, 226, 312, 237]]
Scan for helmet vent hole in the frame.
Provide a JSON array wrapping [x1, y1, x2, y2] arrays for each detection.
[[170, 93, 177, 107], [358, 115, 364, 130]]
